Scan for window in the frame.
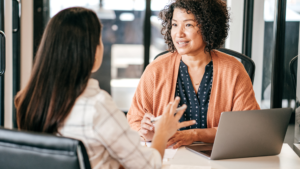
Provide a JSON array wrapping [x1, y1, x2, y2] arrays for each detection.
[[49, 0, 146, 111]]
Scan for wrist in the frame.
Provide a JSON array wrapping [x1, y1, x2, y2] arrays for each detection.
[[190, 129, 198, 142], [153, 130, 169, 143]]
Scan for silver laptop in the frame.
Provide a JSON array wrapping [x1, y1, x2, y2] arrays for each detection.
[[186, 108, 292, 160]]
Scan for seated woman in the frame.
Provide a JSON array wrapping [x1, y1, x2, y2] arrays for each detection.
[[14, 7, 194, 169], [127, 0, 260, 148]]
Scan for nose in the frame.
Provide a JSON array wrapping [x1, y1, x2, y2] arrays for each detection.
[[175, 25, 185, 38]]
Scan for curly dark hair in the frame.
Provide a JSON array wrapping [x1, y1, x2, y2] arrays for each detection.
[[159, 0, 230, 53]]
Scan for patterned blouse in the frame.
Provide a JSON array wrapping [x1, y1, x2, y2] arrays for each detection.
[[175, 60, 213, 130]]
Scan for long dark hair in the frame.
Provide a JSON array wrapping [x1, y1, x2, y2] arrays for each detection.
[[15, 7, 102, 133]]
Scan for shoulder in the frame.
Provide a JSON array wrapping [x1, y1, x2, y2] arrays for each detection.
[[151, 52, 175, 65], [94, 89, 120, 114], [78, 88, 126, 125], [213, 50, 245, 69], [91, 90, 129, 132], [78, 80, 120, 116], [212, 50, 247, 76], [144, 52, 176, 74]]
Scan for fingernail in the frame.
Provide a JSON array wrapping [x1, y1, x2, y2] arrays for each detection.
[[182, 104, 187, 108], [193, 120, 196, 123], [176, 96, 180, 100]]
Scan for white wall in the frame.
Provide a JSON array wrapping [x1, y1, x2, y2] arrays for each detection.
[[3, 0, 33, 128], [4, 0, 12, 129], [225, 0, 244, 53], [252, 0, 265, 107], [21, 0, 33, 89]]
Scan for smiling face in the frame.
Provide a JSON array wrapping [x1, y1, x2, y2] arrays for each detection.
[[171, 8, 205, 56]]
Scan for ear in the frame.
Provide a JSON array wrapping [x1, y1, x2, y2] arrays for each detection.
[[91, 43, 103, 73]]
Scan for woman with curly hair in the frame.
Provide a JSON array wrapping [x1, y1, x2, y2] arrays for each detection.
[[127, 0, 260, 148]]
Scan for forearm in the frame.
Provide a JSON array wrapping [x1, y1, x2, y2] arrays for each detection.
[[127, 114, 142, 131], [151, 131, 168, 159], [191, 128, 217, 143], [131, 121, 142, 131]]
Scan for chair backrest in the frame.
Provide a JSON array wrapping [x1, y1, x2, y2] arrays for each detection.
[[289, 55, 298, 92], [154, 48, 256, 84], [0, 127, 91, 169]]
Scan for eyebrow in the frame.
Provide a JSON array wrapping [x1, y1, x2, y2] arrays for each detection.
[[172, 19, 195, 22]]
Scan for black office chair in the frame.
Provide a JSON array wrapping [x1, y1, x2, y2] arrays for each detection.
[[289, 56, 300, 124], [0, 127, 91, 169], [154, 48, 256, 84], [289, 55, 298, 92]]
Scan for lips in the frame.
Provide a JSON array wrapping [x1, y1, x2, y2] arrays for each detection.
[[176, 41, 189, 47]]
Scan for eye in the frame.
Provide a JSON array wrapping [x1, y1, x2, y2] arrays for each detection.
[[186, 24, 193, 27], [172, 23, 177, 27]]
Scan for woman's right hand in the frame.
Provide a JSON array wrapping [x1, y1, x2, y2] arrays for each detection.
[[139, 113, 155, 141]]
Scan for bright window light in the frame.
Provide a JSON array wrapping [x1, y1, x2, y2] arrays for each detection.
[[119, 13, 135, 21]]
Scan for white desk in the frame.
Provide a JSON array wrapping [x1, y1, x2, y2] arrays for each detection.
[[162, 144, 300, 169], [294, 144, 300, 157]]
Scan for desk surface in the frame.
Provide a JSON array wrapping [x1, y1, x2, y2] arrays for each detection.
[[162, 144, 300, 169], [294, 144, 300, 157]]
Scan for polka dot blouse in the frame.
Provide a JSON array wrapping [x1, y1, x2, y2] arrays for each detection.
[[175, 60, 213, 130]]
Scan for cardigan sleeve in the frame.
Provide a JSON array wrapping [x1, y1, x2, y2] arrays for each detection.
[[127, 66, 155, 131], [232, 67, 260, 111]]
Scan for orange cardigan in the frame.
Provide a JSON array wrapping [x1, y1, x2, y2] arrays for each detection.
[[127, 50, 260, 131]]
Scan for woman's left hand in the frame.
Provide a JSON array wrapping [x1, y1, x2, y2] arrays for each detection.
[[166, 130, 195, 149]]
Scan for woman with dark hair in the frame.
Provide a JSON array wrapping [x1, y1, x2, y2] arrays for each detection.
[[15, 7, 194, 169], [127, 0, 260, 148]]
